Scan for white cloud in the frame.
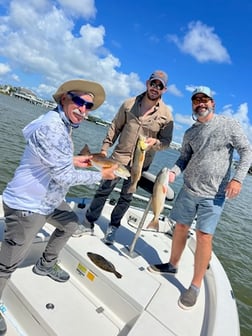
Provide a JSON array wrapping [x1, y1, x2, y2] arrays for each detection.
[[185, 84, 216, 97], [58, 0, 96, 18], [167, 84, 183, 97], [167, 21, 231, 64], [0, 0, 143, 121], [0, 63, 10, 75], [0, 0, 249, 145], [221, 102, 252, 143], [11, 74, 20, 82], [175, 113, 194, 127]]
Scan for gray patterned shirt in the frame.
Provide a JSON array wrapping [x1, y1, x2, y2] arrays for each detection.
[[172, 115, 252, 197]]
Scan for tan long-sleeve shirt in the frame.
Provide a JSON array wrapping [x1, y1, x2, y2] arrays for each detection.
[[101, 92, 174, 169]]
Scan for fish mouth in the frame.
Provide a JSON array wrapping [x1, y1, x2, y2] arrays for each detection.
[[138, 136, 148, 150]]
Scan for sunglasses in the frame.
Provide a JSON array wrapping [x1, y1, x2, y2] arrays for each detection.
[[67, 92, 94, 110], [149, 81, 164, 90], [192, 97, 212, 104]]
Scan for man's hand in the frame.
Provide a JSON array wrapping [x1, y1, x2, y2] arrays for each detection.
[[168, 171, 176, 183], [73, 155, 92, 168], [145, 137, 157, 148], [225, 179, 242, 199], [101, 164, 118, 180], [99, 150, 107, 157]]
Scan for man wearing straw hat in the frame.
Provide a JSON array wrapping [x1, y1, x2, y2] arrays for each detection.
[[0, 79, 117, 334]]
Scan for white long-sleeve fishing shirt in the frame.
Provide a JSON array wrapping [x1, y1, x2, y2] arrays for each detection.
[[3, 109, 102, 215]]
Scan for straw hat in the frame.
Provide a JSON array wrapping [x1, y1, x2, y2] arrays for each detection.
[[52, 79, 105, 110]]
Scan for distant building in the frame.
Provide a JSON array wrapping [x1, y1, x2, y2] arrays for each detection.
[[1, 83, 57, 109], [170, 142, 181, 151], [0, 85, 11, 94], [9, 87, 57, 109]]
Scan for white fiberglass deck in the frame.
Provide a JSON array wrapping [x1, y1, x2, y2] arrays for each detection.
[[0, 198, 239, 335]]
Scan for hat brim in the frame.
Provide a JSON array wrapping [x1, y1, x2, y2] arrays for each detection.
[[191, 86, 213, 99], [149, 77, 167, 87], [52, 79, 105, 111]]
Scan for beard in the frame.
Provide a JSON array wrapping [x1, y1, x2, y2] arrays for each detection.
[[193, 106, 214, 119], [146, 91, 161, 101]]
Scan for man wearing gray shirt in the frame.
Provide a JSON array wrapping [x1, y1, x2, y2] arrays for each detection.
[[148, 86, 252, 309]]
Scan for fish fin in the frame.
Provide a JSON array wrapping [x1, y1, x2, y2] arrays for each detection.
[[127, 185, 136, 194], [115, 171, 128, 179], [146, 219, 159, 231], [162, 185, 168, 194], [79, 144, 90, 156]]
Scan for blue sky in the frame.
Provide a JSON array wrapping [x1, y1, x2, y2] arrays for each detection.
[[0, 0, 251, 144]]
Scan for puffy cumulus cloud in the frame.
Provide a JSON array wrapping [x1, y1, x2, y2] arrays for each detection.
[[167, 84, 183, 97], [91, 71, 145, 120], [0, 0, 143, 121], [167, 21, 231, 64], [221, 102, 252, 143], [185, 84, 196, 95], [185, 84, 216, 98], [175, 113, 194, 127], [170, 113, 193, 144], [58, 0, 96, 18], [0, 63, 10, 75], [9, 0, 96, 19]]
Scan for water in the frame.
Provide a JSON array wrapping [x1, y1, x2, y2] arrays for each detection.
[[0, 94, 251, 335]]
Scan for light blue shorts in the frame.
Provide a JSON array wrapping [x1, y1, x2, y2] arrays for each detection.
[[170, 187, 225, 235]]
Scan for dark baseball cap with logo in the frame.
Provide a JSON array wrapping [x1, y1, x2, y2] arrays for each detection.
[[149, 70, 168, 87]]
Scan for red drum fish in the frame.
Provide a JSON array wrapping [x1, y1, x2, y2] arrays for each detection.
[[79, 144, 130, 180], [147, 167, 169, 231], [127, 135, 148, 194]]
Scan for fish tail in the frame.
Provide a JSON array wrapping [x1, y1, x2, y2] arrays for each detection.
[[114, 271, 122, 278], [127, 185, 136, 194], [146, 218, 159, 231]]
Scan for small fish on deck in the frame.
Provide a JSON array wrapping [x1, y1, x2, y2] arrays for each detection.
[[147, 167, 170, 231], [127, 135, 148, 194], [79, 144, 130, 180], [87, 252, 122, 279]]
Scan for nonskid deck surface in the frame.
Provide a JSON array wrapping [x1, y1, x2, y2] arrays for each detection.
[[0, 198, 239, 335], [3, 201, 204, 336]]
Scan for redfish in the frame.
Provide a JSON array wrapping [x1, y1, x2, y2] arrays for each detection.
[[79, 144, 130, 179], [127, 135, 148, 194], [147, 167, 169, 231]]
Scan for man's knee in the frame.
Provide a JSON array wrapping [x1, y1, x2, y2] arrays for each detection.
[[175, 223, 190, 232], [196, 230, 213, 244]]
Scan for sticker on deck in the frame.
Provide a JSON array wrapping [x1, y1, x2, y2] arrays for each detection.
[[76, 262, 95, 281]]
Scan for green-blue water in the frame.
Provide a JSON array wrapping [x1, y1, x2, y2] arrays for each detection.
[[0, 94, 251, 335]]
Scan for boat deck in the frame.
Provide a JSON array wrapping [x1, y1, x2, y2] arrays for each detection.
[[0, 198, 239, 335]]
